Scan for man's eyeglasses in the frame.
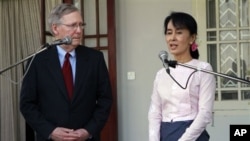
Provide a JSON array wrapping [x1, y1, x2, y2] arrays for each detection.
[[60, 23, 86, 30]]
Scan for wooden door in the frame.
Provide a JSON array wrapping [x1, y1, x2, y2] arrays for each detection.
[[73, 1, 118, 141]]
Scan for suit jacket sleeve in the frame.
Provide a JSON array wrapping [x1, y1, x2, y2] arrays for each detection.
[[82, 50, 113, 136], [19, 54, 56, 139]]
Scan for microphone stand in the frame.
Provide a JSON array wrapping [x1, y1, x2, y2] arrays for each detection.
[[0, 43, 50, 75], [167, 60, 250, 84]]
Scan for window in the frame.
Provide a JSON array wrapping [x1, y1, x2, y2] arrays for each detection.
[[194, 0, 250, 111]]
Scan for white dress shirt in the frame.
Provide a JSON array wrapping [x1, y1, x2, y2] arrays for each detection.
[[148, 59, 216, 141]]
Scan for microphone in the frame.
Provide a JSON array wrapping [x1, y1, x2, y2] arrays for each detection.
[[48, 36, 72, 46], [158, 50, 170, 73]]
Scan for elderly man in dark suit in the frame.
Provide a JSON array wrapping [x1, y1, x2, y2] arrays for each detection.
[[20, 3, 112, 141]]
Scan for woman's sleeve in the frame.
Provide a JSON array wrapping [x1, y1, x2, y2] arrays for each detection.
[[179, 63, 216, 141], [148, 72, 162, 141]]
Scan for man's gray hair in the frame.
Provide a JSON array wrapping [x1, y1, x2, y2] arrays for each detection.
[[48, 3, 79, 35]]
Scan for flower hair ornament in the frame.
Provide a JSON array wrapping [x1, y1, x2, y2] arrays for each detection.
[[191, 42, 198, 51]]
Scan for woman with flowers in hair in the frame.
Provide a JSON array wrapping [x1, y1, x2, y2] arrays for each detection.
[[148, 12, 216, 141]]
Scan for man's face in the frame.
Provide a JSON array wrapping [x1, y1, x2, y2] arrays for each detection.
[[52, 11, 84, 48]]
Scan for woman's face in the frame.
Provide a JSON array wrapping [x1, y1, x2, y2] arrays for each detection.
[[165, 20, 195, 58]]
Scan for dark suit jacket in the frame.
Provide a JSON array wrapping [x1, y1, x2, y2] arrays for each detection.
[[20, 45, 112, 141]]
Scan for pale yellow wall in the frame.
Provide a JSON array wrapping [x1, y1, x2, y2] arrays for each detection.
[[116, 0, 193, 140]]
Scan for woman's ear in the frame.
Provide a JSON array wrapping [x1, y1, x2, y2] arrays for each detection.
[[190, 34, 197, 44]]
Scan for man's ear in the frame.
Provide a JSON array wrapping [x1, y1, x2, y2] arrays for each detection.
[[52, 24, 59, 35]]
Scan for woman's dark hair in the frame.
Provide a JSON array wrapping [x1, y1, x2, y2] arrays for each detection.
[[164, 12, 199, 59]]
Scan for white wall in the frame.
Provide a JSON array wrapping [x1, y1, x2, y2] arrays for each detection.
[[116, 0, 193, 140], [207, 114, 250, 141]]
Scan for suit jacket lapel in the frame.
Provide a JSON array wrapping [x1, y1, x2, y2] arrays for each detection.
[[46, 47, 70, 101], [72, 46, 90, 101]]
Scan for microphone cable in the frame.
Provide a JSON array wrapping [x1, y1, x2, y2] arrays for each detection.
[[166, 67, 198, 90]]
